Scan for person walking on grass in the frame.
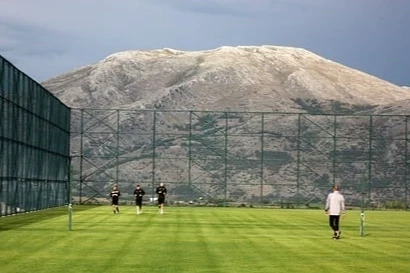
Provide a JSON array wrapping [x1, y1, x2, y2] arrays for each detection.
[[325, 185, 346, 239], [133, 184, 145, 214], [156, 182, 167, 214], [110, 185, 121, 214]]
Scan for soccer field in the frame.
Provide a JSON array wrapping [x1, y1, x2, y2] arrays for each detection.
[[1, 206, 409, 273]]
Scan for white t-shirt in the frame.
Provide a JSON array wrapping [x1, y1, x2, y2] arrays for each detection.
[[325, 191, 345, 215]]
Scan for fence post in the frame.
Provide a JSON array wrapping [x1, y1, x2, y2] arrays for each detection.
[[151, 111, 157, 200], [79, 109, 84, 203], [405, 116, 409, 210], [360, 191, 365, 236], [332, 115, 337, 185], [188, 111, 193, 187], [224, 111, 228, 206], [368, 116, 373, 204], [115, 110, 120, 185], [260, 113, 264, 207], [296, 114, 301, 206], [68, 156, 72, 231]]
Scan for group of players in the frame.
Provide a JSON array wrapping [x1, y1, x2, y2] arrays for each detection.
[[109, 182, 167, 215], [110, 183, 346, 239]]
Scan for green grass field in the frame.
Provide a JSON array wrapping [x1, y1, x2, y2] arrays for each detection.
[[1, 206, 409, 273]]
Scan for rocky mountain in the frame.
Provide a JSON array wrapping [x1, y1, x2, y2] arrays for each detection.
[[43, 45, 410, 111], [43, 46, 410, 207]]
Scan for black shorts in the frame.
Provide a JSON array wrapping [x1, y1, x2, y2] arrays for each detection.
[[158, 195, 165, 204], [112, 198, 119, 206], [135, 198, 143, 206]]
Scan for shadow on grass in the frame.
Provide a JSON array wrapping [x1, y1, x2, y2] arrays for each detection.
[[0, 205, 99, 231]]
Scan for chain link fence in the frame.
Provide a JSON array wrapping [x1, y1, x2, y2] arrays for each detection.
[[70, 109, 410, 209]]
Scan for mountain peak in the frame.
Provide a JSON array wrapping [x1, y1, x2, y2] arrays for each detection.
[[43, 45, 410, 112]]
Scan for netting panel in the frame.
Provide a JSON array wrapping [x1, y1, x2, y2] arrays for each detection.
[[0, 56, 70, 216]]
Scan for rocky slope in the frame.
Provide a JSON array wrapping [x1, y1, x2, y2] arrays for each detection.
[[43, 45, 410, 111]]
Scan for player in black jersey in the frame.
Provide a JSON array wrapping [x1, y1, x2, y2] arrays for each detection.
[[155, 183, 167, 214], [133, 185, 145, 214], [110, 185, 121, 214]]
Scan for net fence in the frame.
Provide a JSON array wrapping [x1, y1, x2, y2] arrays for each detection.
[[70, 109, 410, 209], [0, 55, 71, 216]]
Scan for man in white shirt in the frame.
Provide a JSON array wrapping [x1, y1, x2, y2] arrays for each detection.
[[325, 185, 345, 239]]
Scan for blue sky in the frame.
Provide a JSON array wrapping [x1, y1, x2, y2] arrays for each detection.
[[0, 0, 409, 86]]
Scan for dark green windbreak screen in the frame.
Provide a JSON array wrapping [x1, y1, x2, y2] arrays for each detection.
[[0, 55, 70, 216]]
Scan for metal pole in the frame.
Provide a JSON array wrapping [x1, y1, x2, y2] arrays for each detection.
[[360, 172, 366, 237], [224, 112, 228, 206], [116, 110, 120, 185], [188, 111, 192, 186], [0, 60, 4, 215], [67, 105, 73, 231], [360, 115, 373, 236], [260, 113, 264, 207], [333, 115, 337, 185], [68, 156, 73, 231], [360, 191, 365, 236], [151, 111, 157, 200], [405, 116, 409, 211], [296, 114, 301, 206], [79, 109, 84, 204], [368, 116, 373, 202]]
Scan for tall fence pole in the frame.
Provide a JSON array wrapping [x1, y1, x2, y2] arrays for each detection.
[[360, 191, 365, 236], [115, 110, 120, 185], [188, 111, 193, 186], [79, 109, 84, 204], [224, 112, 228, 206], [332, 115, 337, 185], [296, 114, 301, 206], [405, 116, 409, 210], [151, 111, 157, 200], [260, 113, 264, 206], [368, 116, 373, 203], [68, 156, 72, 231]]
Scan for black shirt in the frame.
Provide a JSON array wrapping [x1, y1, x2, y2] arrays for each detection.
[[110, 190, 121, 201], [133, 188, 145, 199], [156, 186, 167, 197]]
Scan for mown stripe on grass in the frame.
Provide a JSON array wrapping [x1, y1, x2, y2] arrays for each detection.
[[1, 207, 410, 273]]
